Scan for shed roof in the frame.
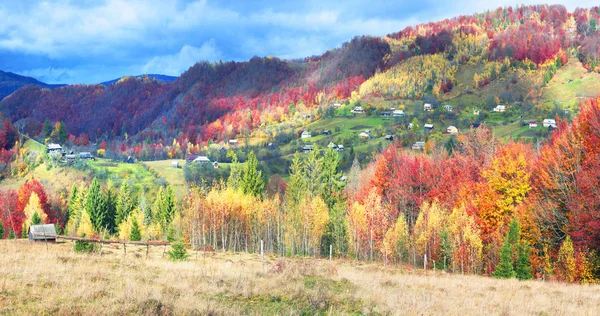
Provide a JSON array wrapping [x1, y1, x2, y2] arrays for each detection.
[[29, 224, 57, 240]]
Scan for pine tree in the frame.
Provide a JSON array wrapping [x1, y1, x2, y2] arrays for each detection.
[[493, 234, 516, 279], [104, 181, 117, 233], [85, 178, 106, 233], [516, 242, 532, 280], [66, 184, 79, 226], [130, 217, 142, 241], [116, 181, 135, 226], [242, 151, 264, 197], [139, 192, 152, 226], [8, 228, 15, 239], [31, 212, 42, 225], [226, 152, 242, 190], [156, 186, 176, 228], [43, 118, 52, 139], [168, 242, 188, 261], [0, 220, 4, 238], [58, 122, 67, 144]]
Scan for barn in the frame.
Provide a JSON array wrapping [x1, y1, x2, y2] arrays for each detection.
[[28, 224, 57, 242]]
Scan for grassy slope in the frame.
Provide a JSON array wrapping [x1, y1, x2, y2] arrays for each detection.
[[1, 240, 599, 315], [541, 59, 600, 112]]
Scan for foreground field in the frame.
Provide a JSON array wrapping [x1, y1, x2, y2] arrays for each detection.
[[1, 240, 600, 315]]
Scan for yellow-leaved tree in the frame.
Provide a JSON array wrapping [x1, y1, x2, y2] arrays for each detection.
[[447, 205, 483, 274], [381, 213, 409, 265], [23, 192, 48, 233]]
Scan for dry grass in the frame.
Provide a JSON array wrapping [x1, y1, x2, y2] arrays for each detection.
[[1, 240, 599, 315]]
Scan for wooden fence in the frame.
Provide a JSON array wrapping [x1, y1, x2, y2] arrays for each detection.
[[33, 233, 171, 257]]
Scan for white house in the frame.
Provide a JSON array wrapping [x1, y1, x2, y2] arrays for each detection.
[[393, 109, 405, 117], [327, 142, 338, 149], [228, 139, 239, 145], [529, 121, 538, 128], [351, 106, 366, 114], [442, 105, 453, 112], [493, 105, 506, 112], [333, 103, 342, 108], [193, 156, 211, 164], [424, 103, 433, 111], [412, 141, 426, 150], [337, 145, 345, 151], [358, 132, 370, 139], [424, 123, 434, 131], [171, 161, 179, 168], [543, 119, 557, 128], [446, 126, 458, 134], [301, 131, 311, 139], [47, 143, 62, 153], [473, 109, 480, 115]]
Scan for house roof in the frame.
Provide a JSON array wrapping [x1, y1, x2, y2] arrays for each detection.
[[424, 124, 434, 128], [358, 132, 370, 138], [47, 143, 62, 150], [29, 224, 57, 239], [327, 142, 338, 148], [194, 156, 211, 162], [301, 131, 311, 135], [79, 152, 93, 157]]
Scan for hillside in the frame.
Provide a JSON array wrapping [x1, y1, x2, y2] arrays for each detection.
[[100, 74, 178, 86], [0, 70, 65, 100]]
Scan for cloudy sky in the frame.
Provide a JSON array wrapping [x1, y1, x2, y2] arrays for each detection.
[[0, 0, 595, 84]]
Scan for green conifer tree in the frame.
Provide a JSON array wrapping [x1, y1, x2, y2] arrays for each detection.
[[0, 220, 4, 238], [168, 242, 188, 261], [241, 151, 264, 197], [104, 181, 117, 233], [130, 217, 142, 241], [31, 212, 42, 225], [516, 242, 533, 280], [85, 178, 106, 233], [8, 227, 15, 239], [116, 181, 135, 226], [58, 122, 67, 144], [493, 234, 516, 279]]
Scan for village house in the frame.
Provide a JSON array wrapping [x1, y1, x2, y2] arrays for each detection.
[[424, 124, 434, 132], [473, 109, 480, 115], [228, 139, 239, 146], [323, 130, 332, 135], [213, 162, 219, 169], [424, 103, 432, 111], [380, 111, 391, 117], [333, 103, 342, 108], [443, 105, 453, 112], [385, 135, 394, 141], [351, 106, 366, 114], [79, 152, 94, 160], [47, 143, 62, 153], [493, 105, 506, 112], [327, 142, 338, 149], [446, 126, 458, 135], [393, 109, 405, 117], [64, 154, 76, 163], [172, 161, 179, 168], [529, 121, 538, 128], [193, 156, 211, 164], [302, 145, 314, 153], [543, 119, 557, 128], [301, 131, 311, 139], [337, 145, 345, 151], [412, 141, 426, 150], [358, 132, 370, 139]]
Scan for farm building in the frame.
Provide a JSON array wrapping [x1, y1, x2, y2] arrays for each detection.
[[380, 111, 391, 117], [351, 106, 366, 114], [172, 161, 179, 168], [126, 156, 135, 163], [424, 124, 434, 132], [543, 119, 557, 128], [385, 135, 394, 141], [28, 224, 57, 242], [301, 131, 311, 139], [446, 126, 458, 134], [393, 109, 405, 117], [412, 141, 426, 150], [302, 145, 314, 153], [79, 152, 94, 160], [529, 122, 538, 128], [358, 132, 370, 139], [424, 104, 432, 111], [194, 156, 211, 163], [493, 105, 506, 112], [47, 143, 62, 153], [228, 139, 239, 145]]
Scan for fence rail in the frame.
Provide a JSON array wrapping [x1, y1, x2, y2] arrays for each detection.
[[32, 234, 171, 246]]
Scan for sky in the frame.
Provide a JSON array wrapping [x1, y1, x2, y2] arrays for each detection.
[[0, 0, 596, 84]]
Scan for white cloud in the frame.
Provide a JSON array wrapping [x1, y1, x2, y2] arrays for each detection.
[[142, 40, 221, 76]]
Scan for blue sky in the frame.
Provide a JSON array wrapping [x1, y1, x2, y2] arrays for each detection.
[[0, 0, 595, 84]]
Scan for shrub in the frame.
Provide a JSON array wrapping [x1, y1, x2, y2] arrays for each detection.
[[74, 240, 98, 253], [168, 242, 188, 261]]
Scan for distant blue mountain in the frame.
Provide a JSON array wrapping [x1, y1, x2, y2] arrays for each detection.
[[0, 70, 65, 100], [100, 74, 178, 86]]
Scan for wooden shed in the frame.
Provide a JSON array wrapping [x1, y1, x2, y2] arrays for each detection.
[[28, 224, 57, 242]]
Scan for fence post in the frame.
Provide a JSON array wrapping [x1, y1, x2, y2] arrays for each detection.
[[424, 254, 427, 273], [329, 245, 332, 262], [123, 242, 127, 256], [146, 244, 149, 258], [260, 240, 264, 266]]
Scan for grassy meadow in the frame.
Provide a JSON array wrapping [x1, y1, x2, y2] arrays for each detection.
[[1, 239, 600, 315]]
